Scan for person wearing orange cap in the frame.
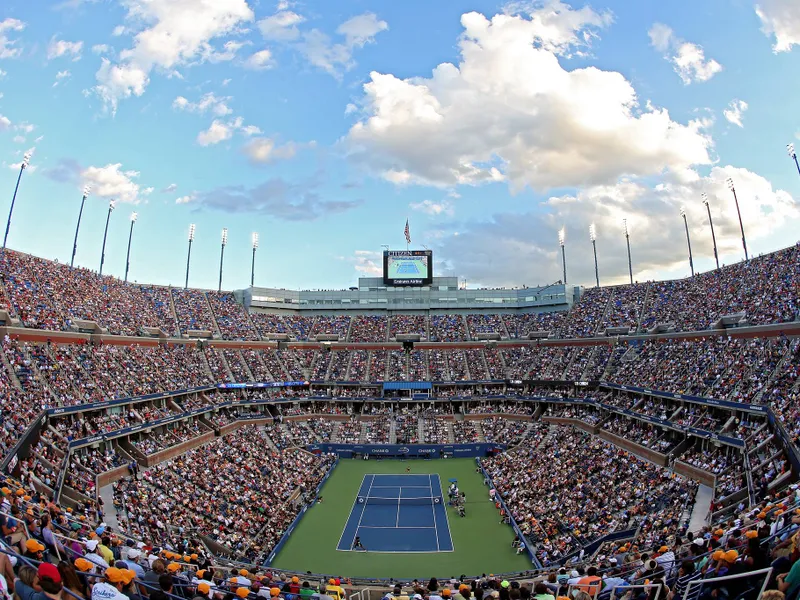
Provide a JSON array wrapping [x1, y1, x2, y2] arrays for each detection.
[[74, 558, 93, 574], [288, 577, 300, 595], [196, 582, 212, 600], [92, 568, 129, 600], [237, 588, 251, 599], [326, 579, 344, 600], [23, 538, 45, 561]]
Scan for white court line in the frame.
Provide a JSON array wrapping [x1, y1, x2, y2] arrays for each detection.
[[357, 474, 375, 546], [429, 473, 440, 552], [433, 474, 455, 551], [396, 490, 401, 528], [335, 473, 370, 552], [358, 525, 437, 529], [370, 485, 430, 488]]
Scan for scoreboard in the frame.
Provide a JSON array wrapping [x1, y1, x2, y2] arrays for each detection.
[[383, 250, 433, 286]]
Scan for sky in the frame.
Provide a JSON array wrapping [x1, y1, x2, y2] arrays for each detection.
[[0, 0, 799, 292]]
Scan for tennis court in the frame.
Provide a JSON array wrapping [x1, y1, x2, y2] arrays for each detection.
[[337, 473, 453, 552]]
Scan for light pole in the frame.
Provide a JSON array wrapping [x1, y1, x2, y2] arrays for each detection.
[[251, 232, 258, 287], [680, 206, 694, 277], [71, 185, 91, 267], [124, 212, 137, 283], [3, 150, 32, 249], [99, 200, 116, 276], [701, 193, 720, 270], [185, 224, 195, 289], [218, 228, 228, 292], [589, 223, 599, 287], [726, 177, 748, 261], [623, 218, 633, 285], [558, 227, 567, 284], [788, 144, 800, 177]]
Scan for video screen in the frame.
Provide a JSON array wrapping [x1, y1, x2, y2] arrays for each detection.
[[383, 250, 433, 286]]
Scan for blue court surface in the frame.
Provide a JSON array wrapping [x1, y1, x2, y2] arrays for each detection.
[[337, 474, 454, 553]]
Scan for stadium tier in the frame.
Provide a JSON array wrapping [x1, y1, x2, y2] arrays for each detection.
[[0, 244, 798, 598]]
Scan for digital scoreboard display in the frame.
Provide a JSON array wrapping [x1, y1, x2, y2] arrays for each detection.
[[383, 250, 433, 287]]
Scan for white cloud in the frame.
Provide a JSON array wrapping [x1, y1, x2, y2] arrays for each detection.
[[47, 38, 84, 61], [0, 18, 25, 59], [0, 115, 10, 130], [648, 23, 722, 84], [723, 99, 748, 128], [162, 183, 178, 193], [15, 122, 35, 134], [92, 44, 110, 55], [172, 92, 232, 116], [244, 49, 274, 70], [298, 13, 387, 77], [0, 69, 6, 78], [437, 166, 798, 286], [756, 0, 800, 52], [175, 194, 195, 204], [12, 135, 24, 143], [242, 137, 298, 163], [197, 119, 235, 146], [258, 10, 305, 41], [346, 9, 712, 192], [410, 199, 455, 216], [502, 0, 613, 57], [53, 70, 72, 87], [81, 163, 144, 203], [206, 40, 248, 62], [336, 13, 389, 49], [240, 124, 262, 136], [347, 250, 382, 276], [93, 0, 254, 113]]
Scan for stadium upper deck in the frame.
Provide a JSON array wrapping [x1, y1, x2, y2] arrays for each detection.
[[0, 242, 797, 340]]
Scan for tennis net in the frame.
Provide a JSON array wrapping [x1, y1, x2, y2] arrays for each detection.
[[358, 496, 442, 506]]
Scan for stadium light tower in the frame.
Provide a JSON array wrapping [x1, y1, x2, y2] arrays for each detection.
[[218, 228, 228, 292], [99, 200, 116, 276], [185, 224, 195, 289], [701, 193, 720, 270], [558, 227, 567, 284], [726, 177, 748, 261], [623, 218, 633, 285], [680, 206, 694, 277], [589, 223, 599, 287], [789, 144, 800, 177], [251, 232, 258, 287], [3, 150, 32, 249], [70, 185, 91, 267], [124, 212, 137, 283]]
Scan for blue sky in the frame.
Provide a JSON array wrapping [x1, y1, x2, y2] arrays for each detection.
[[0, 0, 798, 291]]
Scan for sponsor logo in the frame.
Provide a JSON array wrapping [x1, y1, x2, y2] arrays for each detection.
[[52, 408, 65, 415], [371, 449, 390, 454], [417, 448, 436, 454], [398, 447, 410, 454]]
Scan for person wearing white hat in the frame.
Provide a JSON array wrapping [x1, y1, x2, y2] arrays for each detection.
[[84, 540, 110, 570]]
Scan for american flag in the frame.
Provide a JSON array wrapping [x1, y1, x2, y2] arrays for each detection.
[[404, 219, 411, 244]]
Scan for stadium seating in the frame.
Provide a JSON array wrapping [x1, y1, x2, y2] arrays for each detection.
[[0, 242, 798, 594]]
